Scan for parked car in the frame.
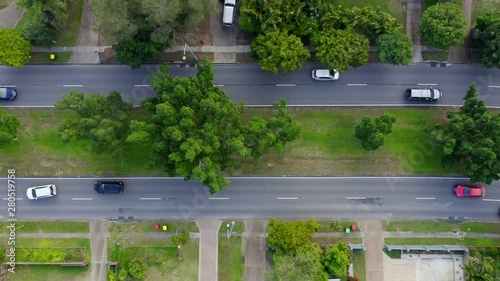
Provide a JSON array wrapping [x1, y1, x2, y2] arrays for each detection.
[[406, 88, 442, 101], [0, 87, 17, 100], [26, 184, 57, 200], [454, 184, 485, 197], [222, 0, 236, 27], [312, 69, 339, 81], [94, 181, 124, 193]]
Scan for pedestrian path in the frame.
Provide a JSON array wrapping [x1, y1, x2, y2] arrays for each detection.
[[196, 220, 222, 281]]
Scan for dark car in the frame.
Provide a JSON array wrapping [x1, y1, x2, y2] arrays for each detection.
[[94, 181, 124, 193], [454, 184, 485, 197], [0, 87, 17, 100]]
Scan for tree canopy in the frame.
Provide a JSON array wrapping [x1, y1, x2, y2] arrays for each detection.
[[472, 13, 500, 68], [311, 28, 369, 73], [418, 2, 467, 50], [265, 243, 328, 281], [127, 59, 301, 193], [0, 107, 21, 148], [426, 83, 500, 184], [0, 29, 32, 68], [251, 29, 310, 74], [354, 113, 397, 151], [17, 0, 68, 45], [323, 242, 351, 278], [267, 218, 320, 255], [55, 90, 133, 158], [93, 0, 217, 68], [377, 31, 413, 65]]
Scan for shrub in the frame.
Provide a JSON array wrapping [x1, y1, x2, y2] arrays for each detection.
[[330, 221, 344, 231], [117, 268, 128, 281], [171, 229, 190, 245], [108, 270, 116, 281]]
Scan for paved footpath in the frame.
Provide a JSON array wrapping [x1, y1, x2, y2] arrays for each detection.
[[361, 220, 385, 281], [196, 220, 222, 281]]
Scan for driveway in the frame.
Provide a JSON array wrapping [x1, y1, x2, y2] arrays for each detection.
[[0, 0, 25, 29], [208, 1, 239, 63], [243, 220, 268, 281], [197, 220, 222, 281], [90, 220, 109, 281]]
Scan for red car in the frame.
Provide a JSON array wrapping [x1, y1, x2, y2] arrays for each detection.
[[454, 184, 486, 197]]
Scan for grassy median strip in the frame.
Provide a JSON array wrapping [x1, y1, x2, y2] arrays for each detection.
[[4, 107, 471, 177], [385, 237, 500, 247], [0, 221, 89, 234], [386, 221, 500, 233]]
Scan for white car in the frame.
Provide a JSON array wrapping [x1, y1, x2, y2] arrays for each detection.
[[26, 184, 57, 200], [312, 69, 339, 81]]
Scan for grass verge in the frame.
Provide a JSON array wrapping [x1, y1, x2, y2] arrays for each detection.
[[383, 248, 402, 259], [317, 220, 360, 232], [109, 221, 199, 233], [352, 250, 366, 281], [472, 0, 500, 24], [385, 237, 500, 246], [2, 107, 472, 177], [386, 221, 500, 233], [29, 52, 72, 63], [312, 237, 363, 245], [218, 236, 244, 281], [4, 265, 89, 281], [0, 238, 91, 261], [0, 221, 89, 234], [219, 221, 245, 234], [422, 51, 449, 62]]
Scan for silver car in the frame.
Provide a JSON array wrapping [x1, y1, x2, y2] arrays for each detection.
[[26, 184, 57, 200]]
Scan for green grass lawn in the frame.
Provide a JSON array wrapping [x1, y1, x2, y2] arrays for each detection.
[[326, 0, 406, 25], [386, 221, 500, 233], [0, 0, 12, 9], [29, 52, 72, 63], [0, 107, 476, 177], [109, 221, 199, 233], [385, 237, 500, 247], [472, 0, 500, 24], [352, 250, 366, 281], [317, 220, 360, 233], [383, 248, 402, 259], [4, 265, 89, 281], [0, 238, 91, 262], [422, 51, 449, 61], [312, 237, 363, 245], [0, 221, 89, 234], [218, 236, 244, 281], [219, 221, 245, 234]]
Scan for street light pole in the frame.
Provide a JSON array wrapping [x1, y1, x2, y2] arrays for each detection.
[[183, 43, 198, 62]]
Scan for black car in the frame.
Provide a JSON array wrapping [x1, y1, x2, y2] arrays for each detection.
[[0, 87, 17, 100], [94, 181, 124, 193]]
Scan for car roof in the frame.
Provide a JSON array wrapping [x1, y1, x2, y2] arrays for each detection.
[[32, 185, 54, 197], [315, 69, 332, 77], [467, 187, 483, 196], [0, 87, 13, 98]]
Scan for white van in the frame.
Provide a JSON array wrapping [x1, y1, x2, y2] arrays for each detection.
[[406, 88, 442, 101], [223, 0, 236, 27]]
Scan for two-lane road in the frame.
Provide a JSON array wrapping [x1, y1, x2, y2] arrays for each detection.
[[2, 177, 499, 221], [1, 64, 499, 107]]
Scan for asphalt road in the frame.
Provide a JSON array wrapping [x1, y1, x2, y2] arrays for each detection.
[[1, 64, 499, 107], [1, 177, 499, 221]]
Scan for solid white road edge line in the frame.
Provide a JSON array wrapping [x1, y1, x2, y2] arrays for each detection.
[[415, 197, 436, 200], [482, 199, 500, 202], [277, 197, 298, 200], [72, 198, 93, 200], [208, 197, 229, 200], [345, 197, 366, 200]]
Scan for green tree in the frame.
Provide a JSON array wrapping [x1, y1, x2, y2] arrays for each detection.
[[418, 2, 467, 50], [311, 28, 369, 73], [354, 113, 397, 151], [251, 29, 310, 74], [472, 13, 500, 68], [267, 218, 320, 255], [465, 252, 494, 281], [17, 0, 68, 45], [0, 29, 32, 68], [127, 60, 300, 193], [377, 31, 413, 65], [55, 90, 133, 158], [323, 242, 351, 278], [426, 83, 500, 184], [171, 229, 190, 245], [128, 258, 146, 279], [0, 107, 21, 148], [265, 243, 328, 281]]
